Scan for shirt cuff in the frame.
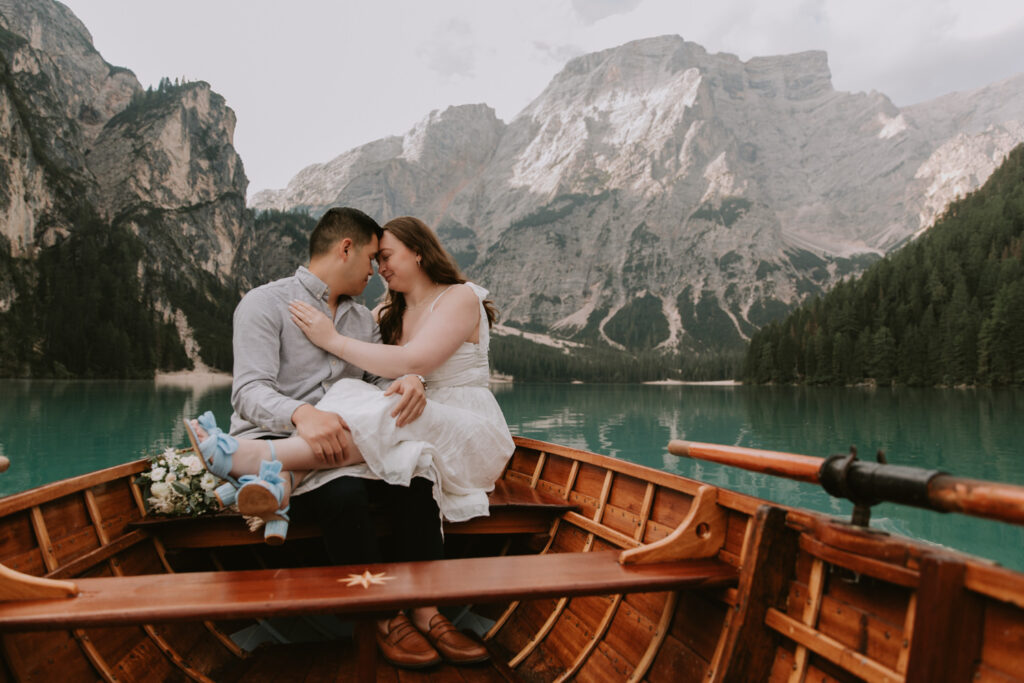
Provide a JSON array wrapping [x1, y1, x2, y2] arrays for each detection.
[[272, 398, 307, 433]]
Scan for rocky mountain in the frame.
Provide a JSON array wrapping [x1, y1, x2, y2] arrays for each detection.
[[0, 0, 260, 375], [253, 36, 1024, 354], [3, 2, 1023, 377]]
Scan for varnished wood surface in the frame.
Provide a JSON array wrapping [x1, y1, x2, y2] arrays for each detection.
[[486, 479, 576, 510], [668, 440, 823, 484], [0, 551, 737, 630], [710, 506, 798, 683], [928, 473, 1024, 526], [669, 438, 1024, 527], [904, 555, 985, 682], [0, 459, 149, 517]]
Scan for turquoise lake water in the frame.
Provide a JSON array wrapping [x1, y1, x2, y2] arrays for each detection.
[[1, 379, 1022, 571]]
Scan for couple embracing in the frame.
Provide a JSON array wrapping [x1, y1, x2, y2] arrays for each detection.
[[184, 207, 515, 668]]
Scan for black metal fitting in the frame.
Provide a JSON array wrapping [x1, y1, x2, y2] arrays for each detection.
[[818, 447, 946, 526]]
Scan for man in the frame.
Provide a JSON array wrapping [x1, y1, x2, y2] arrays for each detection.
[[230, 207, 484, 668]]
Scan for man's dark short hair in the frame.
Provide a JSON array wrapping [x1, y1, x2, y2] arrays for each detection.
[[309, 207, 382, 259]]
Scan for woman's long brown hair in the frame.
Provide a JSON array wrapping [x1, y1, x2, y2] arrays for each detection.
[[377, 216, 497, 345]]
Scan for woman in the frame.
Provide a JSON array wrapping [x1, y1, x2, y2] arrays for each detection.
[[186, 216, 514, 541]]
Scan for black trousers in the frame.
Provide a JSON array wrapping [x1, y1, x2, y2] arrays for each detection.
[[289, 475, 444, 567]]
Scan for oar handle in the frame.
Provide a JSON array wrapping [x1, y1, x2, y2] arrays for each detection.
[[928, 475, 1024, 526], [668, 440, 822, 484], [668, 439, 1024, 527]]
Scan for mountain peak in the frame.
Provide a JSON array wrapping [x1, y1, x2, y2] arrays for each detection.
[[537, 35, 704, 101], [401, 103, 503, 165], [248, 36, 1024, 356]]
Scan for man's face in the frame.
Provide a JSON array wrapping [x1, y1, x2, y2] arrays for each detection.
[[337, 234, 379, 297]]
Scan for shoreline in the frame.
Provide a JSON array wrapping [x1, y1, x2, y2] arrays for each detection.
[[1, 372, 738, 387], [642, 379, 740, 386], [154, 368, 233, 388]]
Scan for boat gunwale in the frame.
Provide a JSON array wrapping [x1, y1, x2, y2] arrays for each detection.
[[0, 458, 149, 518], [512, 436, 811, 521]]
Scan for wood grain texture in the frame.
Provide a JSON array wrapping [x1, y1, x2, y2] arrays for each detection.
[[711, 506, 799, 683], [669, 440, 823, 483], [980, 598, 1024, 680], [619, 486, 726, 564], [0, 461, 149, 518], [0, 551, 737, 630], [765, 608, 903, 683], [904, 555, 984, 683]]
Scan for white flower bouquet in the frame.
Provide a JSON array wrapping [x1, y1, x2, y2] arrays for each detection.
[[136, 447, 221, 516]]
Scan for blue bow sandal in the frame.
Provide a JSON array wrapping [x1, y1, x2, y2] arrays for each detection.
[[183, 411, 241, 507], [236, 449, 292, 545]]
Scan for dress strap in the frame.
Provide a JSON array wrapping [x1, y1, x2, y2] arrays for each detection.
[[428, 286, 455, 312]]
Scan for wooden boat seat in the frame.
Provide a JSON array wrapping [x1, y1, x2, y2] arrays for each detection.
[[0, 550, 737, 630], [129, 478, 576, 548]]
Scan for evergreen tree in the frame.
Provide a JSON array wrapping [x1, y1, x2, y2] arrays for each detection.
[[744, 143, 1024, 386]]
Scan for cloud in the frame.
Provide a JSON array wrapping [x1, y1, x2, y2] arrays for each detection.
[[419, 19, 477, 79], [864, 19, 1024, 104], [572, 0, 644, 25]]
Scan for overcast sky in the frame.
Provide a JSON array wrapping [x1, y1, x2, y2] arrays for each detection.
[[60, 0, 1024, 198]]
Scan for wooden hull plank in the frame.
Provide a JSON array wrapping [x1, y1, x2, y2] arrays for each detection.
[[904, 555, 985, 682]]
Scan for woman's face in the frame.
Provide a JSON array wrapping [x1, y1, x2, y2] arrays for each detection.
[[376, 231, 420, 293]]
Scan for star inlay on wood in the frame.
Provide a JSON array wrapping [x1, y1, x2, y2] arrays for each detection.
[[340, 570, 396, 589]]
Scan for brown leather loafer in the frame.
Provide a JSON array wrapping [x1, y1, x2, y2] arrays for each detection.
[[376, 613, 442, 669], [423, 613, 489, 664]]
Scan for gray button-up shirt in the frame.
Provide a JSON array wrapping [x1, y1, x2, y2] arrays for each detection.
[[229, 266, 390, 439]]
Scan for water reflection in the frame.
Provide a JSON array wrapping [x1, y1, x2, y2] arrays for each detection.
[[0, 379, 232, 495], [496, 383, 1024, 485]]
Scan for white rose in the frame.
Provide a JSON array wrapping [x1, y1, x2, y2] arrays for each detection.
[[181, 454, 204, 476], [150, 482, 171, 499], [148, 497, 174, 514], [149, 467, 166, 482], [200, 473, 217, 491], [164, 472, 177, 483]]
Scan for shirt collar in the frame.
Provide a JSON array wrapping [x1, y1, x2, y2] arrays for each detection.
[[295, 266, 352, 309], [295, 266, 331, 303]]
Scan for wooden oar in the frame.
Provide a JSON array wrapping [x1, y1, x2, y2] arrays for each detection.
[[668, 439, 1024, 527], [669, 440, 822, 484]]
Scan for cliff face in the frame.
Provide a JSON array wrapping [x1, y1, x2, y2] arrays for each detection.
[[252, 36, 1024, 352], [0, 0, 251, 375], [0, 0, 136, 255], [88, 82, 249, 280]]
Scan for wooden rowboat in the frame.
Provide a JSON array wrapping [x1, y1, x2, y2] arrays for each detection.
[[1, 435, 1023, 681]]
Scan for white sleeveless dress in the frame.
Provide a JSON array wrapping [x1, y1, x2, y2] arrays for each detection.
[[293, 283, 515, 522]]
